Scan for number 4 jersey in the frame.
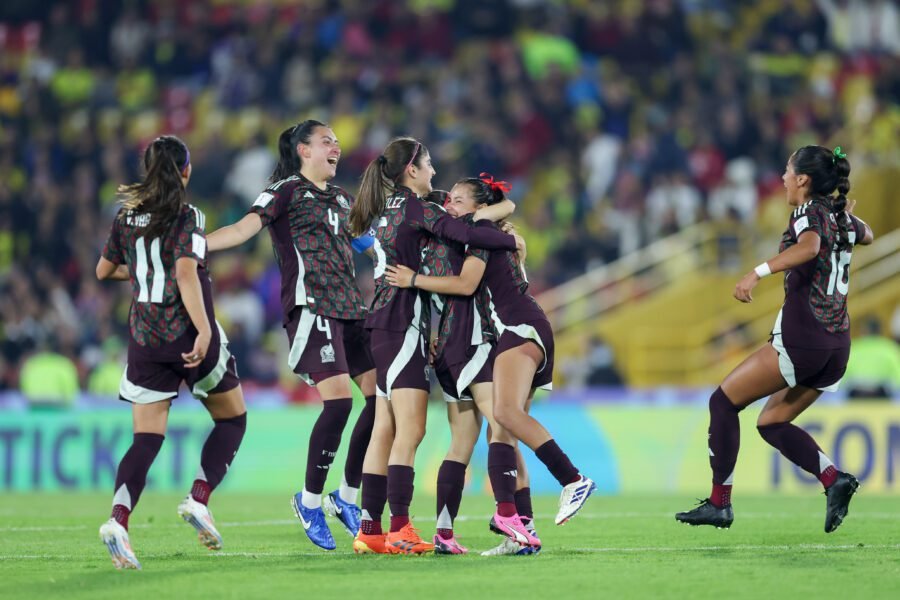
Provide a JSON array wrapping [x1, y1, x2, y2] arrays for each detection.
[[250, 174, 368, 324], [776, 199, 867, 349], [102, 204, 211, 348]]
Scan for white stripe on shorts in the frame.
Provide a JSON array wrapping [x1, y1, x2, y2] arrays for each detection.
[[288, 308, 317, 386], [384, 294, 423, 400], [119, 367, 176, 404], [192, 322, 233, 399], [455, 342, 492, 399], [771, 308, 797, 387]]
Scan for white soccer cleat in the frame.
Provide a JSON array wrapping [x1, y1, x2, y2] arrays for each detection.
[[99, 519, 141, 570], [555, 475, 597, 525], [480, 536, 540, 556], [177, 495, 223, 550]]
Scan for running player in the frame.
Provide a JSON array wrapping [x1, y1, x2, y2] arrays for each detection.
[[96, 136, 246, 569], [384, 179, 540, 556], [676, 146, 874, 532], [206, 121, 377, 550], [347, 138, 524, 555]]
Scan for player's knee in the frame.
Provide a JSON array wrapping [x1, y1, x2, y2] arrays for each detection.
[[493, 403, 519, 431]]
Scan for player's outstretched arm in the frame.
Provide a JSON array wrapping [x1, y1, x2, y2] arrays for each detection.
[[385, 255, 487, 296], [95, 257, 129, 281], [734, 231, 821, 303], [207, 213, 263, 252], [175, 256, 212, 368]]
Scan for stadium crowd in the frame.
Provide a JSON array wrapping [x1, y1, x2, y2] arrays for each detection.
[[0, 0, 897, 397]]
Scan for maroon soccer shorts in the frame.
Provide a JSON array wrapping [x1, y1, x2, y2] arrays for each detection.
[[285, 307, 375, 385], [120, 322, 240, 404], [434, 343, 494, 402], [771, 336, 850, 391], [494, 318, 554, 391], [370, 327, 429, 399]]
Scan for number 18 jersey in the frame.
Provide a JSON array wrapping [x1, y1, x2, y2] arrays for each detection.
[[777, 199, 866, 349]]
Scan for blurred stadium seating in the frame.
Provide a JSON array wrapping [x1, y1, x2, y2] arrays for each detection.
[[0, 0, 897, 402]]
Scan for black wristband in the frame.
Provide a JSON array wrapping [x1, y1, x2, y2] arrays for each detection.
[[410, 273, 418, 288]]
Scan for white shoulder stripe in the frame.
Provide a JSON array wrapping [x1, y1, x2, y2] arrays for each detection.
[[270, 175, 300, 191]]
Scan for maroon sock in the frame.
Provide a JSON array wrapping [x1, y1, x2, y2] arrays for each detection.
[[111, 504, 131, 530], [194, 412, 246, 504], [708, 387, 741, 506], [110, 433, 165, 529], [305, 398, 352, 494], [436, 460, 466, 537], [344, 396, 375, 488], [534, 440, 580, 486], [387, 465, 415, 532], [514, 487, 534, 523], [191, 480, 211, 505], [360, 473, 387, 534], [711, 483, 732, 508], [757, 422, 837, 488], [488, 443, 518, 512]]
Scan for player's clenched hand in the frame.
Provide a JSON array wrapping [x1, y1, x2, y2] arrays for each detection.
[[733, 271, 760, 303], [845, 198, 857, 215], [385, 264, 415, 288], [513, 234, 527, 263], [182, 330, 211, 368]]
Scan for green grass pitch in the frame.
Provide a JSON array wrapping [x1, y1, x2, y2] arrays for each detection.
[[1, 493, 898, 599]]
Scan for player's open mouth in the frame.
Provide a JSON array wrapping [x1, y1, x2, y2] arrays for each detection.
[[327, 157, 338, 165]]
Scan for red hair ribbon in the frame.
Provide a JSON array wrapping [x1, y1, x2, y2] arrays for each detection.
[[479, 172, 512, 194]]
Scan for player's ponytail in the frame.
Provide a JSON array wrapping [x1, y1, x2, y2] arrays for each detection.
[[269, 120, 326, 184], [791, 145, 853, 251], [349, 136, 425, 236], [117, 135, 190, 239]]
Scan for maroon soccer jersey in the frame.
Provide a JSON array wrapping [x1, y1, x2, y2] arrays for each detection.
[[776, 200, 865, 349], [477, 221, 546, 327], [102, 204, 211, 348], [421, 223, 495, 364], [250, 174, 368, 323], [365, 186, 518, 333]]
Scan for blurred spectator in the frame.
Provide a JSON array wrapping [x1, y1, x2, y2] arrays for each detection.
[[0, 0, 896, 395], [843, 317, 900, 399], [19, 345, 79, 408]]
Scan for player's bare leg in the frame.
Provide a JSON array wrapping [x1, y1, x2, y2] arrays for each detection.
[[493, 343, 594, 527]]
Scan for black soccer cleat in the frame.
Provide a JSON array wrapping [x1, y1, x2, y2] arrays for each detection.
[[675, 499, 734, 529], [824, 471, 859, 533]]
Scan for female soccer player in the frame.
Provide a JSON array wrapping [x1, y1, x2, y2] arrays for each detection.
[[347, 139, 523, 555], [206, 121, 377, 550], [384, 179, 540, 556], [97, 136, 246, 569], [676, 146, 874, 532]]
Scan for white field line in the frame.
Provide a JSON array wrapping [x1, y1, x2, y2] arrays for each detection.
[[2, 511, 899, 533], [3, 544, 899, 561]]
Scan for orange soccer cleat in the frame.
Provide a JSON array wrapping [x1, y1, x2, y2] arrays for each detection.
[[353, 531, 388, 554], [385, 522, 434, 555]]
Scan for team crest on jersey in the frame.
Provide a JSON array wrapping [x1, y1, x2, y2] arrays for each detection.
[[320, 343, 336, 364], [336, 194, 350, 210]]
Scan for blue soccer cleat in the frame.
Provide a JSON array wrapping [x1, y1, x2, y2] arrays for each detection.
[[322, 490, 362, 537], [291, 493, 336, 551]]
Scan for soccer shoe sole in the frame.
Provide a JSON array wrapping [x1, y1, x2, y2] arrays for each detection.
[[352, 538, 387, 554], [177, 504, 223, 550], [556, 480, 598, 525]]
